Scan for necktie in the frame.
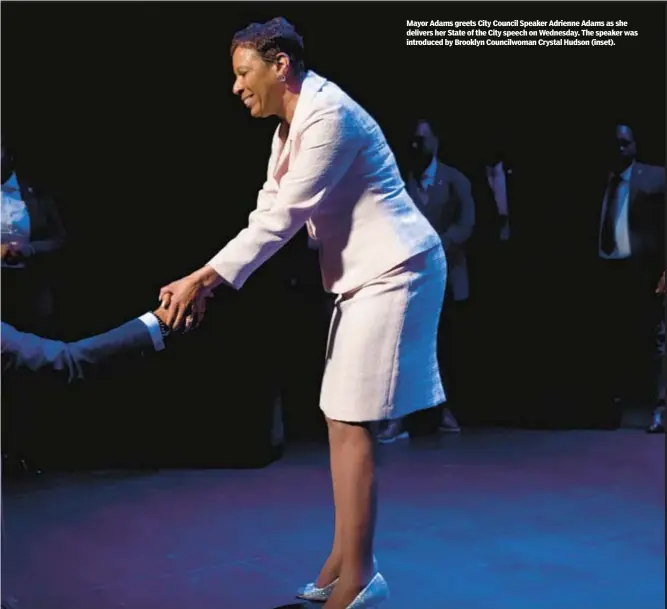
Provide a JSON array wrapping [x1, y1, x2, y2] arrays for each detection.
[[601, 173, 623, 255]]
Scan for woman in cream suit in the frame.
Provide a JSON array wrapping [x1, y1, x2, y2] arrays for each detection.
[[160, 18, 446, 609]]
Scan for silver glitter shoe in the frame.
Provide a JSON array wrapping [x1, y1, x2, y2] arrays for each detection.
[[346, 572, 390, 608], [296, 555, 378, 602]]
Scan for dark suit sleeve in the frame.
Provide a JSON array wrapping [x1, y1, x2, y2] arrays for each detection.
[[441, 171, 476, 249], [1, 319, 155, 383]]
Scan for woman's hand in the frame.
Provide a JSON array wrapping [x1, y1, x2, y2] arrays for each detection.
[[159, 266, 220, 331], [158, 275, 208, 331]]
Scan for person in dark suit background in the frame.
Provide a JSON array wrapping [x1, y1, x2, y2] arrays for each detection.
[[405, 119, 476, 310], [379, 118, 475, 442], [589, 122, 665, 431], [1, 138, 66, 334]]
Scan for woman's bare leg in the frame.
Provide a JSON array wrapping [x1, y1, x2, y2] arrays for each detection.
[[315, 418, 347, 586], [323, 417, 378, 608]]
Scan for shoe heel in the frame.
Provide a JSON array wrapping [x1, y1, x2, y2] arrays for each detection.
[[296, 555, 379, 602], [346, 572, 389, 608]]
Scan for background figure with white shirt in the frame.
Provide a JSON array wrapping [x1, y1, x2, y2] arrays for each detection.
[[593, 123, 664, 430], [1, 138, 66, 334], [379, 119, 474, 442]]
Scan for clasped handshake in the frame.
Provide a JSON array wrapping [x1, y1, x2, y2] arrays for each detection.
[[154, 267, 219, 333]]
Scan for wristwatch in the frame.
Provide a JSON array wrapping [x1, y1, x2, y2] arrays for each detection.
[[156, 317, 171, 337]]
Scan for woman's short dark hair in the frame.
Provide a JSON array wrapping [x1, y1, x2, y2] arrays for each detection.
[[230, 17, 305, 75]]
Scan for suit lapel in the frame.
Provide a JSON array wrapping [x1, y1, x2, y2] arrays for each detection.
[[272, 133, 292, 184], [271, 70, 326, 185], [629, 162, 642, 206], [628, 162, 651, 252], [627, 163, 643, 253], [426, 162, 451, 227], [267, 121, 292, 184], [267, 126, 282, 177], [430, 163, 447, 204], [18, 182, 41, 237], [410, 163, 448, 228]]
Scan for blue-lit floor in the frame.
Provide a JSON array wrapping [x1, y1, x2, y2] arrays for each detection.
[[2, 429, 664, 609]]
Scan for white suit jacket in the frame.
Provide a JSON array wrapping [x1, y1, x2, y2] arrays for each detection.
[[208, 71, 441, 294]]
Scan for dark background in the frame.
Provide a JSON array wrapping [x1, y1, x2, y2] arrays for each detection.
[[2, 2, 665, 467]]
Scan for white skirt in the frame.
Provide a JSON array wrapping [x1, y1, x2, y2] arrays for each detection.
[[320, 245, 447, 422]]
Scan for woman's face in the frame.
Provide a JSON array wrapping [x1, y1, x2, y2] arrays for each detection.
[[232, 47, 282, 119]]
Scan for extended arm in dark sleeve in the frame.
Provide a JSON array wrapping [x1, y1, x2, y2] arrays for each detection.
[[1, 319, 155, 383]]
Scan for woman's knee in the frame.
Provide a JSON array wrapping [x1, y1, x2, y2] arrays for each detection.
[[326, 417, 379, 444]]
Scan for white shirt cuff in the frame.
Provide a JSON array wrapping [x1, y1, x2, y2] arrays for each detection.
[[138, 313, 166, 352]]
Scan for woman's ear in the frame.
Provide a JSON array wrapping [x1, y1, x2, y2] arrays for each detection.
[[275, 52, 291, 81]]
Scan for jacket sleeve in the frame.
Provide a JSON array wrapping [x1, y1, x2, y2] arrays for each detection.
[[207, 110, 361, 290], [1, 318, 155, 383]]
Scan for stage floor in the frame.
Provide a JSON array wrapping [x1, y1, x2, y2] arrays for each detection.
[[2, 429, 664, 609]]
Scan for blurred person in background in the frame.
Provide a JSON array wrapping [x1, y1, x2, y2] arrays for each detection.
[[1, 137, 66, 335], [379, 118, 474, 443], [592, 122, 664, 431]]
